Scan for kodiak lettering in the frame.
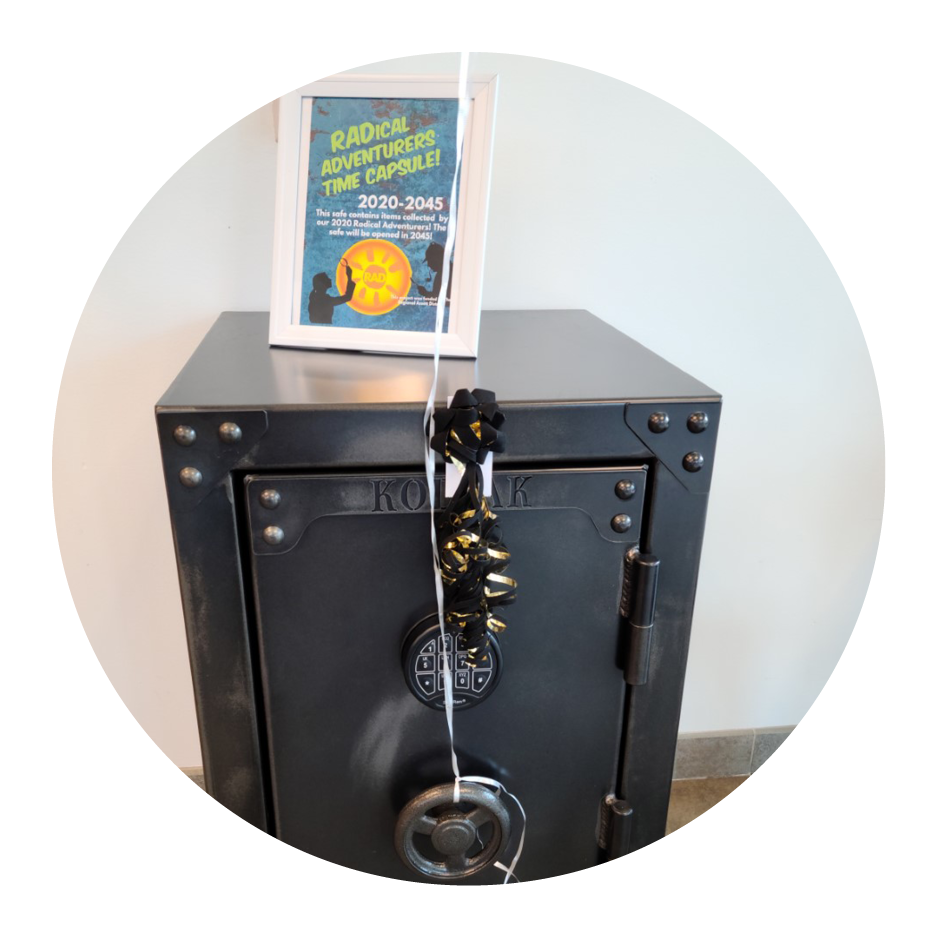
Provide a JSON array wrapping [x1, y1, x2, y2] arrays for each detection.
[[370, 477, 534, 513]]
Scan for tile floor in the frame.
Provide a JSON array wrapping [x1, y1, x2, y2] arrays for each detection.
[[665, 775, 747, 835]]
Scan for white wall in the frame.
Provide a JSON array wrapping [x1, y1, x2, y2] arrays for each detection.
[[53, 53, 883, 767]]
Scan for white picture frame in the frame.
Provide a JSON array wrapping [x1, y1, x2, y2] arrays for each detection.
[[269, 73, 498, 358]]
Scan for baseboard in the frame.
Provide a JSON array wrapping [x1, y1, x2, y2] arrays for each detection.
[[673, 726, 795, 779], [179, 725, 796, 788], [180, 766, 205, 790]]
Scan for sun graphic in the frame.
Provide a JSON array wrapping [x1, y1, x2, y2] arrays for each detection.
[[337, 239, 412, 316]]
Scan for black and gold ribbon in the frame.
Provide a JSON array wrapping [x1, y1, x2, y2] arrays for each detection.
[[430, 389, 516, 666]]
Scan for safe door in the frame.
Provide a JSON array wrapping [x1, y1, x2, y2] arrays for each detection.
[[244, 466, 648, 883]]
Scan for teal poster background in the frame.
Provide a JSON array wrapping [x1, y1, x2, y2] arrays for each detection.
[[301, 97, 460, 332]]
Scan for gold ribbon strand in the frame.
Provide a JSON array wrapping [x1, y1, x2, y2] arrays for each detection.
[[430, 389, 516, 665]]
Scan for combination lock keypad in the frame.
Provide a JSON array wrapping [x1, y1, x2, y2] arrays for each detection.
[[402, 618, 502, 710]]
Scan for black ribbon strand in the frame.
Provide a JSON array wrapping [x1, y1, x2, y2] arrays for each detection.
[[430, 389, 516, 666]]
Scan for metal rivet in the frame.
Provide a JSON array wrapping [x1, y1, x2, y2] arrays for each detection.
[[218, 421, 242, 444], [179, 467, 203, 488], [259, 488, 281, 510], [615, 480, 636, 500], [173, 425, 196, 446], [648, 412, 669, 433], [611, 514, 632, 533], [687, 412, 709, 433], [683, 452, 705, 473], [262, 525, 285, 545]]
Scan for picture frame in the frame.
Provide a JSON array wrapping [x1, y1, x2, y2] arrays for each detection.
[[269, 73, 498, 358]]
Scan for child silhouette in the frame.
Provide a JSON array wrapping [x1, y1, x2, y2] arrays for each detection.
[[412, 241, 453, 303], [308, 258, 356, 324]]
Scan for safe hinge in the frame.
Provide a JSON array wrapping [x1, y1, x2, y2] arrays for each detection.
[[598, 794, 634, 858], [620, 548, 660, 685]]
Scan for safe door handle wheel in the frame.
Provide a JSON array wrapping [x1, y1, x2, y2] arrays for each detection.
[[394, 782, 511, 880]]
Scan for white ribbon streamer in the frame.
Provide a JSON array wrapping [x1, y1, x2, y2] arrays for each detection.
[[461, 775, 526, 884], [422, 50, 470, 797], [421, 51, 525, 885]]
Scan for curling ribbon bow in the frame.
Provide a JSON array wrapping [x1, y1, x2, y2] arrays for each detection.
[[430, 389, 517, 666]]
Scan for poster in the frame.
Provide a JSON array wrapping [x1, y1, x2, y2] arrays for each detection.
[[299, 97, 461, 333]]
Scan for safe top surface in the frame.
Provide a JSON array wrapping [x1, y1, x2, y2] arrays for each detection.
[[157, 309, 718, 410]]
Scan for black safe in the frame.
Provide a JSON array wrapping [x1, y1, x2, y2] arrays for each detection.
[[156, 309, 720, 884]]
